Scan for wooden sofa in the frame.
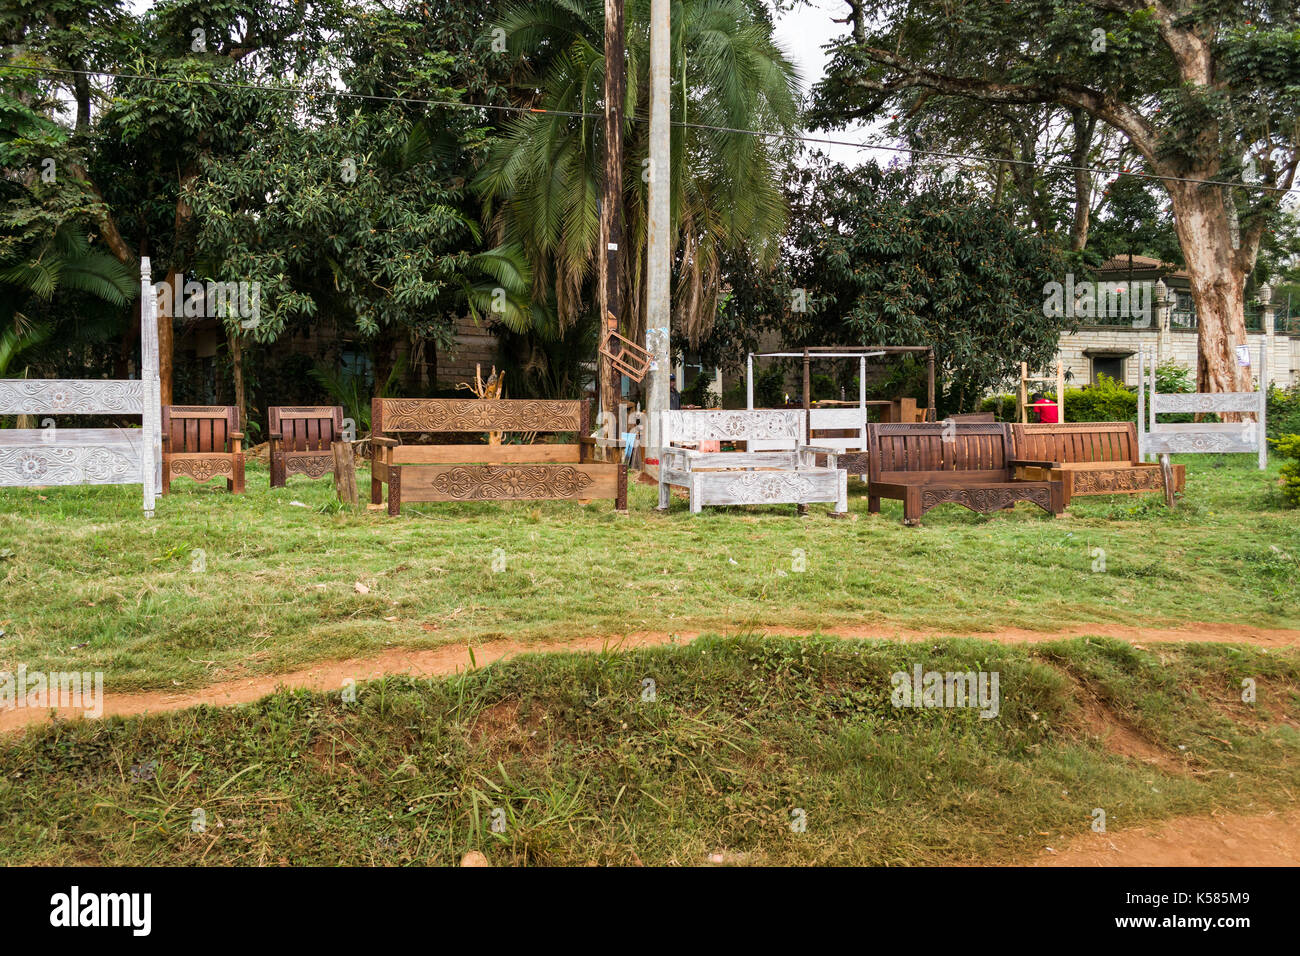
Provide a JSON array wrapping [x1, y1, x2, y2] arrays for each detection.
[[269, 405, 344, 487], [161, 405, 245, 494], [865, 422, 1063, 525], [1012, 421, 1184, 506], [657, 409, 847, 515], [370, 398, 626, 515]]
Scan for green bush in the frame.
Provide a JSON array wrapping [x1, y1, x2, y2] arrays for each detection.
[[1271, 433, 1300, 507], [1064, 374, 1138, 422], [977, 394, 1018, 421], [1267, 384, 1300, 441]]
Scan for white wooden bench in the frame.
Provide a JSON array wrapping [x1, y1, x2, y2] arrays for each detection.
[[1139, 346, 1267, 470], [656, 409, 847, 514], [0, 259, 161, 515]]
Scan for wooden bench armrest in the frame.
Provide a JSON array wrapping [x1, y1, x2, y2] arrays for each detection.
[[799, 444, 841, 456], [370, 437, 399, 447], [268, 431, 282, 440], [230, 431, 244, 441], [1008, 458, 1058, 469]]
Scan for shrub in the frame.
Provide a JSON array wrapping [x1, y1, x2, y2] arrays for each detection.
[[978, 394, 1018, 421], [1267, 384, 1300, 441], [1271, 433, 1300, 507], [1064, 374, 1137, 422]]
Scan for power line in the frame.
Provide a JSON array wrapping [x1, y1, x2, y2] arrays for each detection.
[[6, 63, 1296, 196]]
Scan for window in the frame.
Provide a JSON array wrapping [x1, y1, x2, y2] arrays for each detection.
[[1092, 355, 1124, 384]]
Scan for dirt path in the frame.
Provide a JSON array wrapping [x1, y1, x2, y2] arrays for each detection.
[[3, 620, 1298, 735], [1032, 809, 1300, 866]]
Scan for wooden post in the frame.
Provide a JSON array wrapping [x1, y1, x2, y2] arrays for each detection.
[[746, 353, 754, 409], [802, 348, 812, 444], [1019, 362, 1029, 424], [926, 348, 936, 422], [1056, 360, 1066, 424], [332, 441, 359, 506]]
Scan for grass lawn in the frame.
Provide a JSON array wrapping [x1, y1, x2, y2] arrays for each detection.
[[1, 634, 1296, 865], [0, 455, 1295, 692]]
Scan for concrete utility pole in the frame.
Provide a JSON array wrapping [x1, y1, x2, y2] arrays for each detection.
[[645, 0, 671, 462], [596, 0, 626, 440]]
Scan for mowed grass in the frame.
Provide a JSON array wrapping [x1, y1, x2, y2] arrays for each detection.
[[1, 635, 1297, 866], [0, 455, 1295, 691]]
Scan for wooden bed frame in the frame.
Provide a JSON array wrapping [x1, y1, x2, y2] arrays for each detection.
[[0, 259, 161, 515]]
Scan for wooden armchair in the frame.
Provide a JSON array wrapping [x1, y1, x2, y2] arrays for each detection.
[[161, 405, 245, 494], [269, 405, 344, 487]]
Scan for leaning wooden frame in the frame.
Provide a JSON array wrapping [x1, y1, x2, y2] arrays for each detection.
[[269, 405, 345, 487], [657, 409, 848, 515], [370, 397, 627, 516], [864, 421, 1064, 526], [0, 258, 161, 515], [1139, 346, 1267, 473]]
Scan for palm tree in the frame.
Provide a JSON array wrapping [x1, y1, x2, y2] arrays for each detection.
[[475, 0, 800, 348]]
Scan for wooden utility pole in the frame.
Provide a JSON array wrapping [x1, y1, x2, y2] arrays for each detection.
[[597, 0, 626, 441], [645, 0, 671, 462]]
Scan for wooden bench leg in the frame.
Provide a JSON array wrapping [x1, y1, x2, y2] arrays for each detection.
[[868, 495, 880, 514], [230, 454, 245, 494], [161, 458, 172, 495], [903, 487, 923, 526], [689, 474, 703, 514], [387, 465, 402, 517], [371, 471, 383, 506], [616, 463, 628, 513], [657, 472, 670, 511]]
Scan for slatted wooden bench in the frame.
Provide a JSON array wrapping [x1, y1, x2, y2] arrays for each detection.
[[657, 409, 847, 515], [370, 398, 626, 515], [269, 405, 344, 487], [1011, 421, 1184, 506], [161, 405, 245, 494], [865, 422, 1063, 525], [0, 258, 160, 515]]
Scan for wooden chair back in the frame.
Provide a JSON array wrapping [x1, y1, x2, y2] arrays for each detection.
[[270, 406, 343, 451], [162, 406, 240, 453], [1013, 421, 1138, 465], [867, 422, 1014, 484]]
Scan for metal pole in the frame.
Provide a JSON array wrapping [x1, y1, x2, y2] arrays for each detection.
[[645, 0, 671, 462]]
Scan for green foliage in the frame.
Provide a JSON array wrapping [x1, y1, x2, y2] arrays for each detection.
[[1267, 384, 1300, 442], [1063, 375, 1136, 423], [977, 394, 1018, 422], [781, 157, 1069, 415], [1271, 434, 1300, 508]]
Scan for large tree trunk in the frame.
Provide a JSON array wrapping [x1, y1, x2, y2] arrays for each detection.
[[1164, 180, 1252, 398], [159, 270, 179, 406], [228, 328, 246, 431]]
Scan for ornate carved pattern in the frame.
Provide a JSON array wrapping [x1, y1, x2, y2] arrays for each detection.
[[380, 399, 580, 433], [0, 444, 141, 486], [665, 410, 804, 443], [722, 471, 820, 502], [285, 453, 332, 478], [1147, 431, 1256, 454], [0, 379, 143, 415], [430, 465, 594, 500], [168, 457, 234, 482], [1072, 468, 1164, 495], [920, 485, 1054, 515], [1153, 393, 1260, 414], [168, 406, 231, 415]]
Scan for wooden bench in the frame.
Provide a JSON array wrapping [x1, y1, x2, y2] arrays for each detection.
[[269, 405, 344, 487], [657, 409, 847, 514], [161, 405, 245, 494], [370, 398, 626, 515], [0, 258, 160, 515], [1011, 421, 1185, 506], [865, 422, 1063, 525]]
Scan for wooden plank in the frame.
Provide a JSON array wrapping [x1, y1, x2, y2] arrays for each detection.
[[663, 409, 804, 444], [392, 444, 583, 465], [376, 398, 583, 433], [332, 441, 359, 505], [399, 463, 620, 502], [1146, 424, 1260, 455], [1152, 392, 1260, 413], [0, 379, 145, 415]]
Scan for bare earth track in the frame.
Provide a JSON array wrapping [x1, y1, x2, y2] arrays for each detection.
[[4, 620, 1296, 734], [5, 620, 1298, 867]]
